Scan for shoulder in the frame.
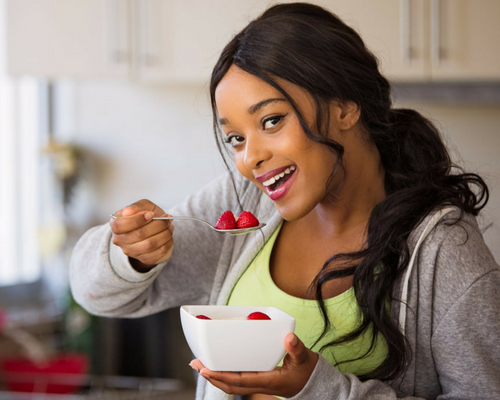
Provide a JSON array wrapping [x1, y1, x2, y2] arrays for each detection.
[[411, 207, 498, 277], [409, 206, 499, 315]]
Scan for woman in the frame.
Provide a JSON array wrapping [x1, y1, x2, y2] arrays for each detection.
[[70, 3, 500, 399]]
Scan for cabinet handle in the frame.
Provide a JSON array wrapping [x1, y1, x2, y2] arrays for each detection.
[[138, 0, 156, 67], [400, 0, 412, 63], [106, 0, 130, 65], [430, 0, 442, 64]]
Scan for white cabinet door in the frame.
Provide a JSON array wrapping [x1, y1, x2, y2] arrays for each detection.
[[139, 0, 430, 84], [6, 0, 129, 79], [429, 0, 500, 81], [138, 0, 266, 84], [318, 0, 429, 82]]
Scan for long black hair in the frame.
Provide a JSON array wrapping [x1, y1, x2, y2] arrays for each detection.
[[209, 3, 488, 381]]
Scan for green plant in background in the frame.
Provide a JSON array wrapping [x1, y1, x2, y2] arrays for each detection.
[[63, 292, 96, 373]]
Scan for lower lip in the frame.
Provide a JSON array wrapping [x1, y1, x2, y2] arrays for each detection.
[[265, 170, 297, 201]]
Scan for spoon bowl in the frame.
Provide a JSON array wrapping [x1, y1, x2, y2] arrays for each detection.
[[110, 214, 265, 235]]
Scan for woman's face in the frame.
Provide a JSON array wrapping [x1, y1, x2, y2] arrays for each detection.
[[215, 65, 344, 221]]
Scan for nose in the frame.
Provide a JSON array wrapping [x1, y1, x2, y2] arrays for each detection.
[[243, 134, 271, 170]]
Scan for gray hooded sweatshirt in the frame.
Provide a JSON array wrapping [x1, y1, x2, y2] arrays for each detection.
[[69, 172, 500, 400]]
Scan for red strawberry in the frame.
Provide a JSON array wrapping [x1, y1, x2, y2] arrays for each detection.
[[215, 210, 237, 230], [196, 315, 211, 320], [236, 211, 260, 229], [247, 312, 271, 320]]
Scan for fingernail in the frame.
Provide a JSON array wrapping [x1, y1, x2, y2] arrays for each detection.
[[144, 212, 153, 221], [188, 361, 196, 370], [290, 334, 298, 347]]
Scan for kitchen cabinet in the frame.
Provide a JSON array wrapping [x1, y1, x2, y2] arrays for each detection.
[[5, 0, 500, 82], [5, 0, 130, 79], [427, 0, 500, 81], [321, 0, 429, 82], [326, 0, 500, 82], [137, 0, 257, 83]]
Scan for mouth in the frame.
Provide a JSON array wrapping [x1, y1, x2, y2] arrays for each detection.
[[262, 165, 296, 191], [260, 166, 297, 200]]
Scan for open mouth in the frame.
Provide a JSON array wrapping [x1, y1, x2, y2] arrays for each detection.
[[262, 166, 296, 192]]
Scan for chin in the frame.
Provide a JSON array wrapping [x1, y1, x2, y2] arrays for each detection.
[[274, 201, 310, 222]]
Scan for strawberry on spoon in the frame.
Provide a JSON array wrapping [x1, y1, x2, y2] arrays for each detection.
[[215, 211, 237, 230], [236, 211, 260, 229]]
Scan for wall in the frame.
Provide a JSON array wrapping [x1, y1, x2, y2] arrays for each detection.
[[59, 81, 499, 262], [395, 100, 500, 261], [56, 80, 227, 235]]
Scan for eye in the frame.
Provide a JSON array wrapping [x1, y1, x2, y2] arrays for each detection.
[[262, 114, 287, 130], [224, 135, 245, 148]]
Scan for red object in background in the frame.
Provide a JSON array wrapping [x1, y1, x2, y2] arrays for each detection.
[[1, 354, 88, 394], [0, 309, 6, 332]]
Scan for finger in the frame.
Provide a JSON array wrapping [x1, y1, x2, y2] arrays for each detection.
[[111, 211, 154, 234], [128, 199, 165, 217], [200, 369, 279, 392], [283, 333, 308, 366], [114, 218, 173, 245], [199, 370, 267, 396], [189, 359, 205, 372], [130, 235, 174, 266], [124, 227, 174, 259]]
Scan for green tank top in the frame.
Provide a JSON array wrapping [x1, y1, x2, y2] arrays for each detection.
[[227, 223, 388, 376]]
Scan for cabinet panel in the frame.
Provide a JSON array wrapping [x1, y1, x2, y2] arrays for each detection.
[[142, 0, 430, 84], [140, 0, 266, 84], [6, 0, 128, 79], [430, 0, 500, 81], [321, 0, 429, 82]]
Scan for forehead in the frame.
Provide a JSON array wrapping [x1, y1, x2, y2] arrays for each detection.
[[214, 65, 316, 120], [215, 66, 281, 107]]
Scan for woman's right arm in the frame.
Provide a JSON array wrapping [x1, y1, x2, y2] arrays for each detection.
[[69, 172, 248, 318]]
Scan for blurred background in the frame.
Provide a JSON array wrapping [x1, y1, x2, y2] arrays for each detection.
[[0, 0, 498, 398]]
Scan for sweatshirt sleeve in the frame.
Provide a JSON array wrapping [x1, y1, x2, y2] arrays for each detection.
[[431, 269, 500, 399], [69, 172, 247, 318], [288, 355, 422, 400]]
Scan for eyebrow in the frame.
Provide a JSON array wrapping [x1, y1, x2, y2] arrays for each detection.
[[219, 97, 287, 125]]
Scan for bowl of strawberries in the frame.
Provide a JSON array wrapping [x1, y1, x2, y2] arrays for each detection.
[[180, 306, 295, 372]]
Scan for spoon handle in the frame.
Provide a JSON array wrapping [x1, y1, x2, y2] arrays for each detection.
[[152, 216, 215, 229], [110, 214, 215, 230]]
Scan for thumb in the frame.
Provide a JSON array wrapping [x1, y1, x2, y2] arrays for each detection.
[[284, 333, 308, 365], [121, 205, 140, 217]]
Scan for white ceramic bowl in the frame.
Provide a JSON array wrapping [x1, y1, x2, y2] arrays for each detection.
[[180, 305, 296, 372]]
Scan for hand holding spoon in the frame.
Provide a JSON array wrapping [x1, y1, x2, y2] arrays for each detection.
[[110, 214, 265, 235]]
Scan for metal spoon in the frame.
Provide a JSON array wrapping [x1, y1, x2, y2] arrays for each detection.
[[110, 214, 266, 235]]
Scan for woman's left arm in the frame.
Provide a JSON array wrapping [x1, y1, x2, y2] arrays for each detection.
[[431, 268, 500, 398]]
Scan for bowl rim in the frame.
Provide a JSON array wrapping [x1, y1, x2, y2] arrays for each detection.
[[180, 305, 295, 322]]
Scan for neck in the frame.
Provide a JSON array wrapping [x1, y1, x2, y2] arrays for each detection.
[[296, 140, 386, 242]]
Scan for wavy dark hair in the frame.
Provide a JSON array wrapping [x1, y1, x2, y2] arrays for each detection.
[[209, 3, 488, 381]]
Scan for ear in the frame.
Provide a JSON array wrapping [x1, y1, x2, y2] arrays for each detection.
[[332, 101, 360, 131]]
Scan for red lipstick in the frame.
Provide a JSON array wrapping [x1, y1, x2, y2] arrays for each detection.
[[256, 165, 295, 184], [265, 168, 297, 201]]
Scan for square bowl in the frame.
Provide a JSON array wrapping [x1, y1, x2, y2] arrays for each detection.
[[180, 305, 295, 372]]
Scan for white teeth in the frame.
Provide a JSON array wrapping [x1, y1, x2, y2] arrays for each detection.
[[262, 166, 296, 187]]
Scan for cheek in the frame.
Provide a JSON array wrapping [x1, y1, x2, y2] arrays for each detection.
[[233, 152, 252, 180]]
